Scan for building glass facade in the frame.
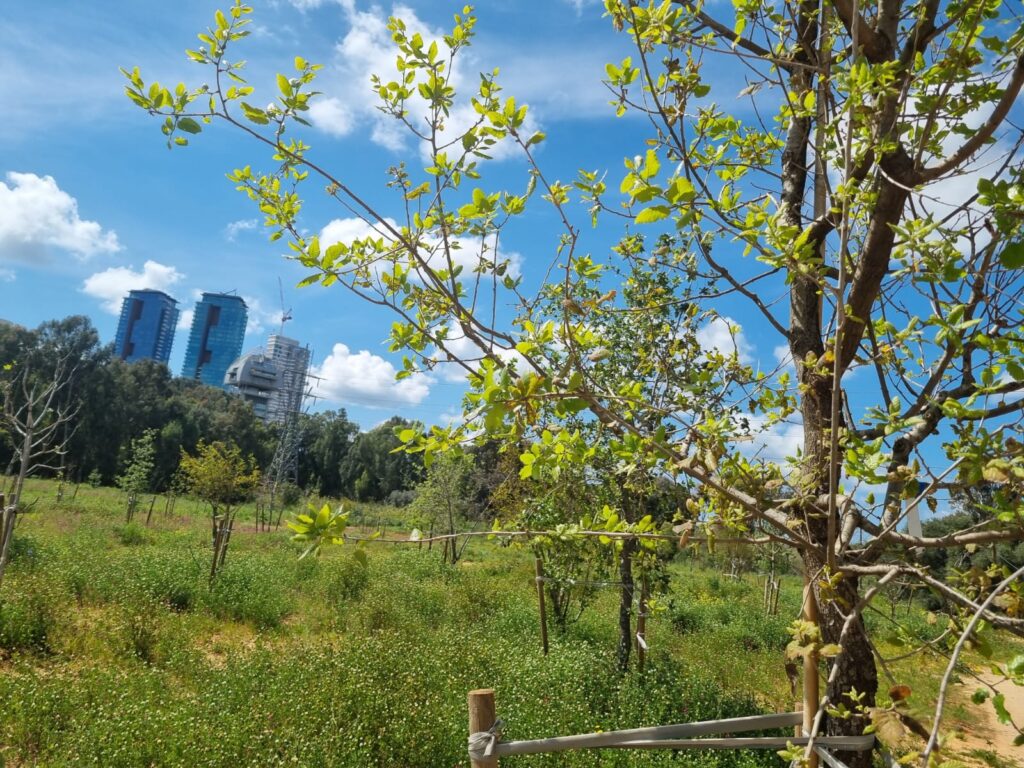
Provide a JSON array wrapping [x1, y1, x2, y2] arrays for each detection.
[[181, 293, 248, 388], [113, 289, 179, 364]]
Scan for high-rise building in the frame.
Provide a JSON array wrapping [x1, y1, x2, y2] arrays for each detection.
[[223, 334, 311, 424], [266, 334, 311, 422], [223, 351, 280, 421], [113, 289, 179, 364], [181, 292, 247, 388]]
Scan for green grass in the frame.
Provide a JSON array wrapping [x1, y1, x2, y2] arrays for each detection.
[[0, 479, 785, 767], [0, 477, 1019, 767]]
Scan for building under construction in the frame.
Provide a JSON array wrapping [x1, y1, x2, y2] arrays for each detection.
[[224, 334, 311, 425]]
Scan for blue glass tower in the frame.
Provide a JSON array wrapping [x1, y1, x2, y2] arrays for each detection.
[[181, 293, 248, 388], [113, 289, 179, 364]]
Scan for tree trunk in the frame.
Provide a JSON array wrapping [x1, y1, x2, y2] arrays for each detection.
[[0, 499, 16, 592], [803, 549, 877, 767], [617, 537, 637, 673]]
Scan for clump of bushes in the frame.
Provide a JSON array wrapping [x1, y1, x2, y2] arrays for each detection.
[[3, 534, 45, 572], [203, 555, 293, 628], [114, 521, 152, 546], [671, 598, 790, 652], [0, 586, 57, 654], [324, 553, 370, 604]]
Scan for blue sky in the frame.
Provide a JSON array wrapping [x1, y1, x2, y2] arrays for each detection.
[[1, 0, 1017, 508], [1, 0, 673, 430]]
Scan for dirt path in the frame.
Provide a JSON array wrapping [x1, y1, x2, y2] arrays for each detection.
[[950, 672, 1024, 765]]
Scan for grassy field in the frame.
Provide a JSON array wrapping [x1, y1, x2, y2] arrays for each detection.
[[0, 478, 1018, 767]]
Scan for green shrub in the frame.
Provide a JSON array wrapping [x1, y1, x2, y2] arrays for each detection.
[[0, 591, 56, 654], [324, 553, 370, 604], [114, 521, 152, 546], [3, 534, 45, 571], [670, 600, 789, 652], [122, 604, 160, 664], [204, 555, 293, 629], [133, 550, 204, 612]]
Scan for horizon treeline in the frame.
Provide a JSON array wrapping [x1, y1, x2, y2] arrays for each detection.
[[0, 315, 436, 503]]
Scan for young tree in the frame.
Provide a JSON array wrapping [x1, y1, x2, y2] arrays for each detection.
[[127, 2, 1024, 762], [408, 451, 474, 564], [117, 429, 157, 524], [178, 441, 260, 583], [0, 348, 80, 590]]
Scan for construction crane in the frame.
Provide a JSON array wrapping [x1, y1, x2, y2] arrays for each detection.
[[277, 277, 293, 336]]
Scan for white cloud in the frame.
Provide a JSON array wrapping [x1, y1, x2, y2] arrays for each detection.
[[307, 97, 354, 138], [320, 216, 397, 250], [286, 0, 353, 9], [240, 295, 285, 338], [773, 343, 794, 370], [311, 4, 538, 160], [564, 0, 598, 12], [0, 268, 14, 282], [696, 316, 753, 364], [497, 46, 620, 121], [0, 172, 120, 263], [318, 215, 522, 283], [177, 308, 194, 332], [432, 328, 527, 383], [738, 413, 804, 466], [224, 218, 259, 241], [82, 260, 184, 314], [312, 342, 432, 407]]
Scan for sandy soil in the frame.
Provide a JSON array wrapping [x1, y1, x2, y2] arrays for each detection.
[[950, 672, 1024, 765]]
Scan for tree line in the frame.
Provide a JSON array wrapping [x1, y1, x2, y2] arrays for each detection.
[[0, 316, 424, 502]]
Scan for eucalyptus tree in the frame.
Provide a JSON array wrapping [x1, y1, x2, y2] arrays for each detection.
[[127, 0, 1024, 761]]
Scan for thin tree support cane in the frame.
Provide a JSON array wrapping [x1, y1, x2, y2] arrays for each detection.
[[636, 578, 648, 673], [802, 569, 821, 768], [534, 557, 549, 656], [468, 689, 499, 767]]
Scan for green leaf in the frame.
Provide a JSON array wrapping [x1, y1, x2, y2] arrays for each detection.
[[666, 177, 696, 204], [993, 692, 1011, 725], [999, 241, 1024, 269], [1007, 654, 1024, 677], [178, 117, 203, 134], [635, 206, 670, 224], [277, 73, 292, 97]]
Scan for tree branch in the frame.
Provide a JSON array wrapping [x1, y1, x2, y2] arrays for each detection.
[[915, 54, 1024, 183]]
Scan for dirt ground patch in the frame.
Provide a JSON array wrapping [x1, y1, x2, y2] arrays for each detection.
[[949, 672, 1023, 767]]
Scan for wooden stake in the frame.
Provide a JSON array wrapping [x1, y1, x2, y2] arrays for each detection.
[[534, 557, 549, 656], [802, 569, 820, 768], [468, 688, 497, 767]]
